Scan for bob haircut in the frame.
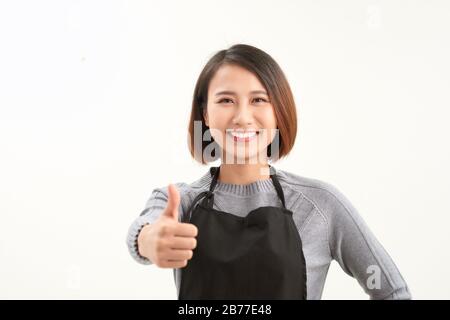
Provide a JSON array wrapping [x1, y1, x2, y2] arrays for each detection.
[[188, 44, 297, 164]]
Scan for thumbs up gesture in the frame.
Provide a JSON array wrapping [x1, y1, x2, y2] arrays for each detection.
[[137, 184, 198, 268]]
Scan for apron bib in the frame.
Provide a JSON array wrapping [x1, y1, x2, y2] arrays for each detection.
[[179, 165, 307, 300]]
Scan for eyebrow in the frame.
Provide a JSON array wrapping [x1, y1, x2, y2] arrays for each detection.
[[214, 90, 268, 96]]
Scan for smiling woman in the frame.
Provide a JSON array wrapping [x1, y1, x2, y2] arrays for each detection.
[[127, 44, 412, 300], [187, 44, 297, 168]]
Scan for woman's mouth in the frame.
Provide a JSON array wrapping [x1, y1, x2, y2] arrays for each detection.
[[228, 130, 259, 142]]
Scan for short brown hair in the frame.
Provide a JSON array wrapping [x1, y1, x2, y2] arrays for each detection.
[[188, 44, 297, 164]]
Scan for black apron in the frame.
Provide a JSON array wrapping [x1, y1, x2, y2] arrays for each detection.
[[178, 165, 307, 300]]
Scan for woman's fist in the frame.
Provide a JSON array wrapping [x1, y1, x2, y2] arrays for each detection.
[[137, 184, 198, 268]]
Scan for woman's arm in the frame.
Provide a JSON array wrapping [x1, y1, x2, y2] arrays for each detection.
[[314, 182, 412, 299], [126, 190, 168, 265], [126, 183, 188, 265]]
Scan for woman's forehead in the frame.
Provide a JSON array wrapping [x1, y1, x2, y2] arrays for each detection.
[[209, 65, 265, 91]]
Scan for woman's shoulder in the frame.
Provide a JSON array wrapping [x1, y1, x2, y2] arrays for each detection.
[[277, 168, 343, 200], [276, 168, 360, 223], [146, 170, 211, 206]]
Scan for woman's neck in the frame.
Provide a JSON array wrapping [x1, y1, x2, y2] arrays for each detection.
[[218, 163, 271, 185]]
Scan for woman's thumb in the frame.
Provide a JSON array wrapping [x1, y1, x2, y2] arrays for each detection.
[[164, 184, 180, 220]]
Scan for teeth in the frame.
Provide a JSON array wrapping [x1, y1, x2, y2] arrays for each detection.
[[230, 131, 257, 138]]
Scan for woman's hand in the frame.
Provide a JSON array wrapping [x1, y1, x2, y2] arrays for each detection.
[[137, 184, 198, 268]]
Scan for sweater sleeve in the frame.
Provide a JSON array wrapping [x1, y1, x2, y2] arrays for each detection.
[[126, 183, 187, 265], [320, 183, 412, 300]]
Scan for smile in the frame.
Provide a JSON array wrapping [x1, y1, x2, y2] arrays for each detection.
[[228, 130, 259, 142]]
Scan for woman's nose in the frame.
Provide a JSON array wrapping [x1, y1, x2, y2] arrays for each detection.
[[232, 103, 253, 125]]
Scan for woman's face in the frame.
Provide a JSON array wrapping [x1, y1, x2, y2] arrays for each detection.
[[204, 64, 277, 164]]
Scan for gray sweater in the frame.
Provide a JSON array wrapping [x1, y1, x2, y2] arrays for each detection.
[[126, 167, 411, 300]]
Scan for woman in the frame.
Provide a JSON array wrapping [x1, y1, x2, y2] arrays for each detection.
[[126, 44, 411, 300]]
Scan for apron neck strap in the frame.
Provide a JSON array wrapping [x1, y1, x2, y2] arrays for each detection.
[[269, 166, 286, 209], [206, 165, 286, 209], [208, 166, 221, 193]]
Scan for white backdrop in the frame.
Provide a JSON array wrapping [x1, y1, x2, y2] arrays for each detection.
[[1, 0, 449, 299]]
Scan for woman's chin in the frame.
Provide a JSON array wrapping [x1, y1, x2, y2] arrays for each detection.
[[221, 149, 267, 164]]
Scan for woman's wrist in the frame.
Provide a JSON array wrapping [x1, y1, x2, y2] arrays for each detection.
[[137, 223, 152, 260]]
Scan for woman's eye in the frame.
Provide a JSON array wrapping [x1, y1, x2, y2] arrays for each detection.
[[218, 98, 233, 104], [253, 97, 268, 103]]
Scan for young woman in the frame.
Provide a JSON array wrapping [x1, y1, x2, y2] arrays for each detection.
[[126, 44, 411, 300]]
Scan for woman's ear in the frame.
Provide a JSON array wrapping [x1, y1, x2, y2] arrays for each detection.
[[203, 108, 209, 127]]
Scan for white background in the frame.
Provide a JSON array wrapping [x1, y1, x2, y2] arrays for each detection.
[[1, 0, 449, 299]]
